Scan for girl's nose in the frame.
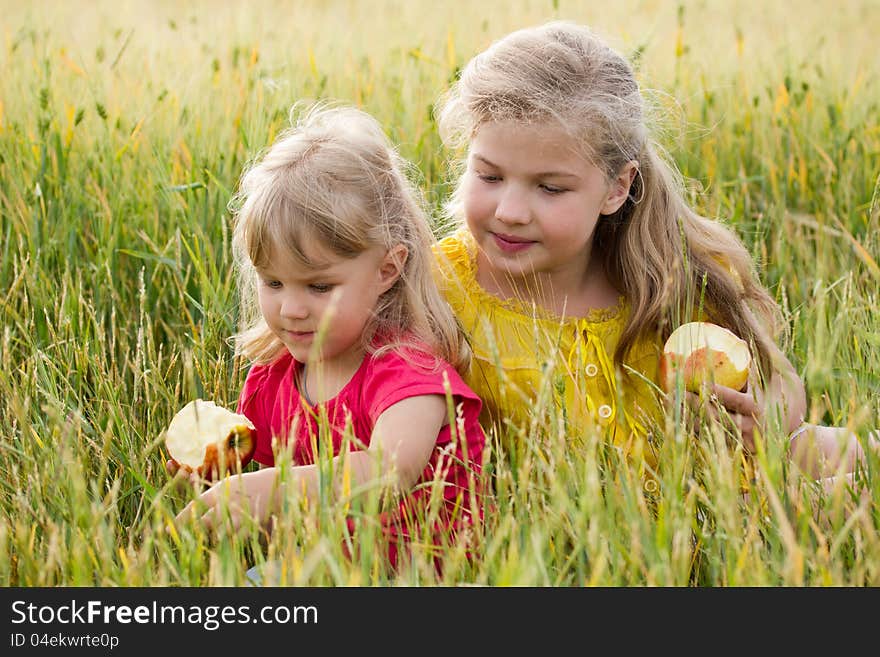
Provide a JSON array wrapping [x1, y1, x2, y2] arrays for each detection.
[[280, 294, 309, 320], [494, 186, 530, 225]]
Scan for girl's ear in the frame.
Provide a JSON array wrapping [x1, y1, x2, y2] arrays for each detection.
[[378, 244, 408, 293], [600, 160, 639, 215]]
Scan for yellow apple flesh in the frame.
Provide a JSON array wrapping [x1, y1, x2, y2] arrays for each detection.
[[660, 322, 752, 393], [165, 399, 256, 479]]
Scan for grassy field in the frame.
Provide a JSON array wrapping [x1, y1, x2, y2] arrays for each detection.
[[1, 0, 879, 586]]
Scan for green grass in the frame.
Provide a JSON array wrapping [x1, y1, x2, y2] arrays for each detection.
[[1, 0, 878, 586]]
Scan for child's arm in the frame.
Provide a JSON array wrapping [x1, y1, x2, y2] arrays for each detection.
[[750, 341, 807, 438], [173, 395, 447, 534], [790, 425, 879, 480], [706, 350, 879, 483], [692, 341, 806, 453]]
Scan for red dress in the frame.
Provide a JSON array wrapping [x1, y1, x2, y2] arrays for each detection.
[[237, 346, 485, 569]]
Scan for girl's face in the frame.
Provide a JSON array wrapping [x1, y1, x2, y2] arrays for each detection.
[[461, 120, 633, 292], [256, 240, 402, 372]]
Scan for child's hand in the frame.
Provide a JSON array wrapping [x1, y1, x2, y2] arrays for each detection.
[[685, 383, 761, 452], [165, 459, 204, 489], [708, 383, 762, 452], [173, 468, 278, 537]]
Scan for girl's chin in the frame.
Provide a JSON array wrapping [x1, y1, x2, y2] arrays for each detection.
[[483, 252, 542, 277], [283, 342, 318, 361]]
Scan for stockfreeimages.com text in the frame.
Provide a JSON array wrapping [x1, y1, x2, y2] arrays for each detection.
[[11, 599, 317, 631]]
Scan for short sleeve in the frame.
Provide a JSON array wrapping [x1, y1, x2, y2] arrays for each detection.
[[361, 350, 482, 426]]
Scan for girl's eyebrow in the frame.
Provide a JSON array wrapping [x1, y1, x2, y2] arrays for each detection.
[[471, 153, 579, 179], [472, 153, 498, 168], [256, 264, 338, 285], [257, 258, 335, 276], [302, 260, 334, 272]]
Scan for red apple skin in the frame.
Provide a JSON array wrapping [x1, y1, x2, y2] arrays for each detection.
[[169, 425, 255, 481]]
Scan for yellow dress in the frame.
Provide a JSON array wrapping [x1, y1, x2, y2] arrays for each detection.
[[432, 229, 667, 476]]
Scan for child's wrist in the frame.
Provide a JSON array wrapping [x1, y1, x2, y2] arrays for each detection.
[[787, 423, 810, 445]]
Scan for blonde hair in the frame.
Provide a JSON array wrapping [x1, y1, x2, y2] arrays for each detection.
[[437, 21, 781, 374], [230, 104, 469, 372]]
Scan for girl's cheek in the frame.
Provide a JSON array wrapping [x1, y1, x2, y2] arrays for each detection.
[[462, 182, 491, 219]]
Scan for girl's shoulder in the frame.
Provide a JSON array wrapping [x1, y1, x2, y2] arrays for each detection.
[[359, 342, 482, 421], [711, 253, 745, 293], [432, 227, 476, 281], [366, 339, 456, 381]]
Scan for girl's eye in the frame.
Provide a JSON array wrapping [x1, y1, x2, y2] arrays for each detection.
[[263, 279, 282, 289], [477, 173, 501, 183], [309, 283, 333, 294], [540, 184, 566, 194]]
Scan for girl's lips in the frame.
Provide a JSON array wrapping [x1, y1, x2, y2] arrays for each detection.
[[285, 330, 315, 342], [492, 232, 536, 253]]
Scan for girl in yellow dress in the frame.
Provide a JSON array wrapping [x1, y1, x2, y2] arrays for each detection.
[[431, 20, 875, 489]]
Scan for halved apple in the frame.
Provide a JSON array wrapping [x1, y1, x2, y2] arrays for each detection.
[[165, 399, 255, 480], [660, 321, 752, 393]]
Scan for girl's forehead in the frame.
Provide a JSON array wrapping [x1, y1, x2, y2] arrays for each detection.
[[259, 239, 337, 272], [470, 120, 591, 167], [475, 119, 572, 146], [258, 240, 383, 275]]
